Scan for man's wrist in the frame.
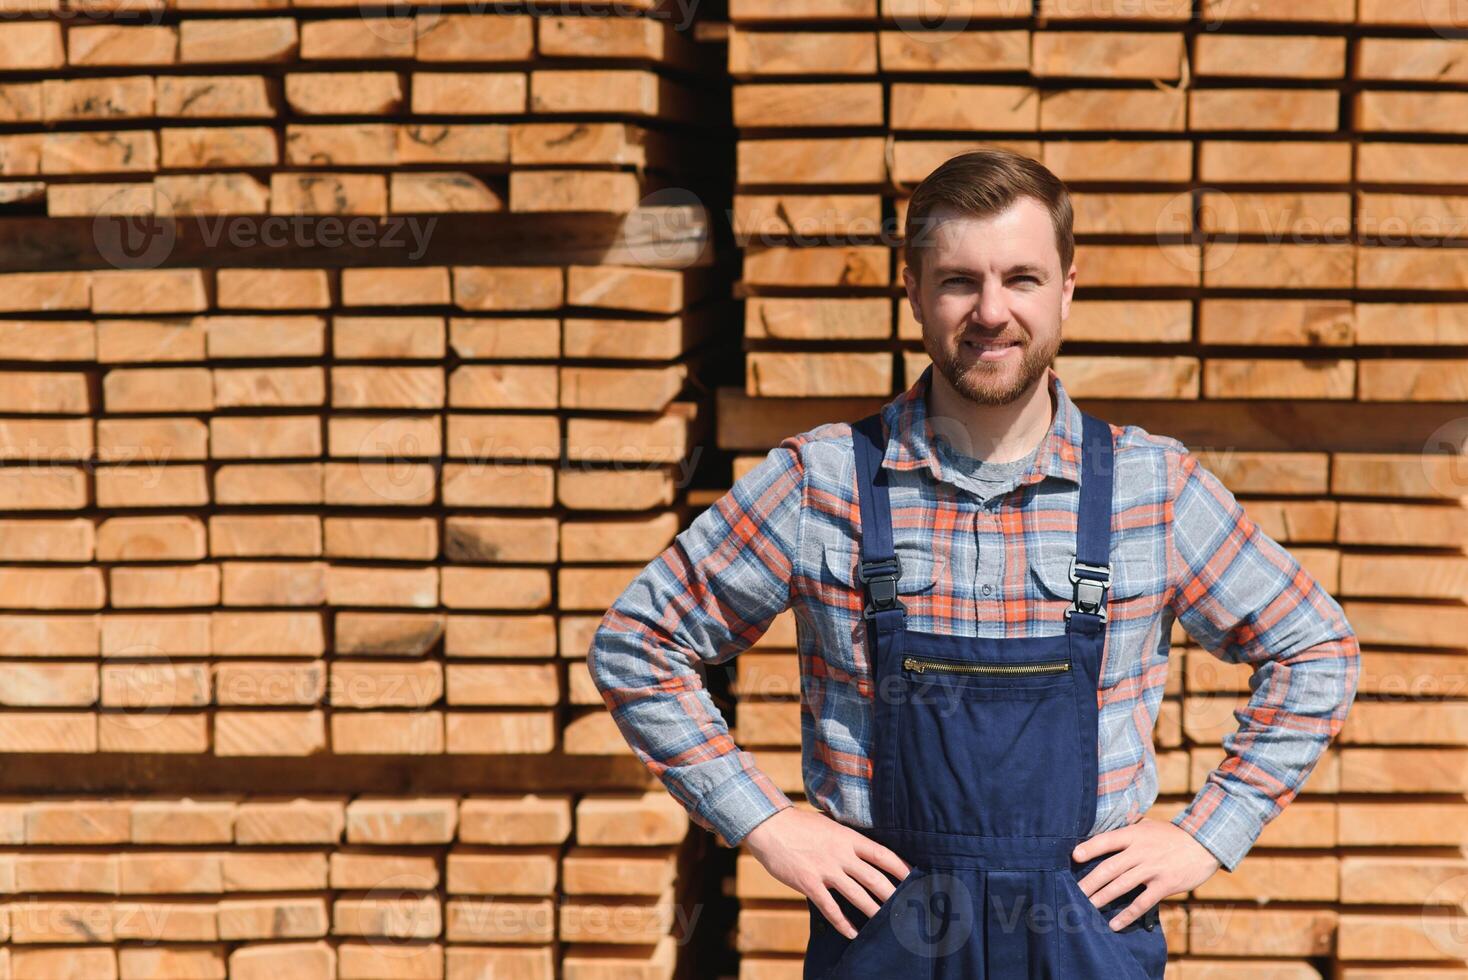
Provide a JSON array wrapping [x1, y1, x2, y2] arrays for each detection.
[[1169, 797, 1257, 873], [696, 767, 795, 848]]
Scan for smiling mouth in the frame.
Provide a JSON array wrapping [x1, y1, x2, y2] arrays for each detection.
[[962, 338, 1022, 360]]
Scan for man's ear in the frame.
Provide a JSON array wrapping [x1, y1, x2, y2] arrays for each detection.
[[902, 264, 923, 326], [1059, 260, 1077, 321]]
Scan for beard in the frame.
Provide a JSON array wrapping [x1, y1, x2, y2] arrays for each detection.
[[924, 324, 1061, 406]]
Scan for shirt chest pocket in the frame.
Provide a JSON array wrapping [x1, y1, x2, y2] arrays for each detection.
[[821, 543, 945, 598], [1030, 537, 1159, 610]]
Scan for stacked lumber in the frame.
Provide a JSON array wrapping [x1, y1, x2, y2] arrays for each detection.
[[0, 2, 717, 219], [0, 795, 461, 979], [0, 2, 731, 978], [0, 262, 720, 968], [560, 792, 703, 979], [0, 792, 708, 978], [0, 261, 713, 759], [0, 792, 578, 974], [443, 792, 567, 978], [558, 263, 722, 766], [4, 0, 1468, 976], [722, 2, 1468, 977]]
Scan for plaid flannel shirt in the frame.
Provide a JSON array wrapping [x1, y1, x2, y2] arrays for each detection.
[[589, 364, 1360, 872]]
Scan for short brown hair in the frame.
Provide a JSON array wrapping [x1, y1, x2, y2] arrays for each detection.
[[903, 147, 1074, 281]]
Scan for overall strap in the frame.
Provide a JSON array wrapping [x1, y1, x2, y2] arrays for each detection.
[[851, 412, 904, 624], [1066, 411, 1115, 635]]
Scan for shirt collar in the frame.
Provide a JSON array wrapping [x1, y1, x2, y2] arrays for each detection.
[[879, 363, 1083, 490]]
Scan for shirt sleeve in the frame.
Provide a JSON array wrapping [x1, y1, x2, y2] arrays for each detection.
[[587, 439, 804, 848], [1164, 447, 1361, 873]]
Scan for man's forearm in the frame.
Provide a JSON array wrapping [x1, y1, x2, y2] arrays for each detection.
[[591, 599, 795, 847], [1170, 629, 1361, 872], [587, 442, 807, 847], [1164, 446, 1363, 871]]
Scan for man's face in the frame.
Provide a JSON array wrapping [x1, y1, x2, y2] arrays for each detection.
[[903, 196, 1077, 406]]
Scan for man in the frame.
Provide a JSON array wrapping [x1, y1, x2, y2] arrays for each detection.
[[589, 148, 1359, 977]]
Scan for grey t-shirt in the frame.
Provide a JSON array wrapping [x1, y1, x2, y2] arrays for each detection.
[[934, 435, 1041, 504]]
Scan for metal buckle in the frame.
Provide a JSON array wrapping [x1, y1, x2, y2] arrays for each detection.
[[859, 555, 904, 620], [1065, 557, 1111, 624]]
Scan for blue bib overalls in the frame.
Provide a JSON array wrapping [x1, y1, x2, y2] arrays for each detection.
[[802, 409, 1168, 980]]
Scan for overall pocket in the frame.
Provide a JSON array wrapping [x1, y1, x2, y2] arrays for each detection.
[[814, 866, 932, 980], [891, 651, 1085, 839], [1060, 872, 1167, 980]]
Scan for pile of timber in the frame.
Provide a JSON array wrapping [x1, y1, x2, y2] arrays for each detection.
[[0, 1, 727, 977], [0, 260, 714, 758], [562, 792, 706, 980], [721, 2, 1468, 978], [0, 259, 718, 977], [0, 1, 716, 218], [0, 791, 703, 978]]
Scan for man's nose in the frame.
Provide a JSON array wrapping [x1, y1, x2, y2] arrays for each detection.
[[972, 283, 1010, 327]]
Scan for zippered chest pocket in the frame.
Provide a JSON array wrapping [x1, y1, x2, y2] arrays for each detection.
[[903, 654, 1070, 677], [900, 653, 1074, 699], [889, 648, 1086, 837]]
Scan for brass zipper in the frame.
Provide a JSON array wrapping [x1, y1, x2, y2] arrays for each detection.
[[902, 656, 1071, 676]]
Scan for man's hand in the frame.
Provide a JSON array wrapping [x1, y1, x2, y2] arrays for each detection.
[[1072, 819, 1222, 930], [744, 807, 912, 940]]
